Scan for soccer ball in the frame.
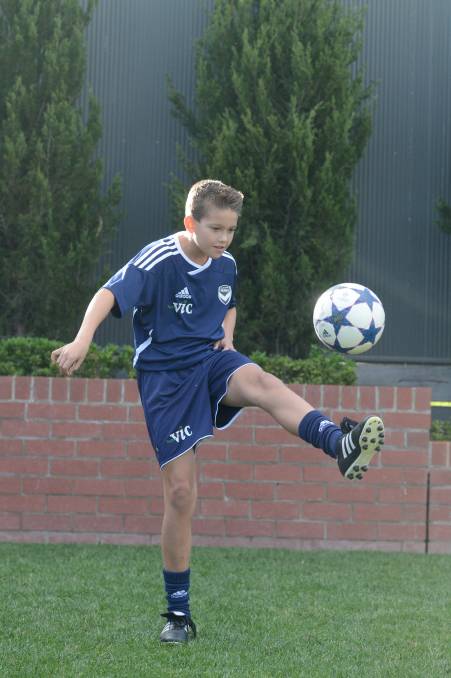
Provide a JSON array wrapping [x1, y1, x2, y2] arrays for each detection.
[[313, 283, 385, 355]]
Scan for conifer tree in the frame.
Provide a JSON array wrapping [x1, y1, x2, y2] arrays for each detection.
[[0, 0, 121, 340], [169, 0, 373, 357]]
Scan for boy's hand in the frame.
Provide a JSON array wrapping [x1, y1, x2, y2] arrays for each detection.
[[213, 337, 235, 351], [51, 340, 90, 376]]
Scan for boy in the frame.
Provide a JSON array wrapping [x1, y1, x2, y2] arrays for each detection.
[[51, 179, 384, 644]]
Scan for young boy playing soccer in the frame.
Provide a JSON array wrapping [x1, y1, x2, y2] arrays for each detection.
[[51, 179, 384, 644]]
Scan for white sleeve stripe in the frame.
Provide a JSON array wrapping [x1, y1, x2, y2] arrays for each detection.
[[134, 237, 175, 266], [222, 251, 237, 271], [137, 244, 177, 270], [143, 250, 178, 270]]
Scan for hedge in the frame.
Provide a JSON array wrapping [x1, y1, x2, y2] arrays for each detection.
[[0, 337, 356, 385]]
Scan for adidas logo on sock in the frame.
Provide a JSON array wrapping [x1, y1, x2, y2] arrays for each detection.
[[175, 287, 191, 299]]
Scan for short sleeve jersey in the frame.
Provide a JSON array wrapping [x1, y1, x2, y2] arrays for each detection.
[[102, 234, 237, 371]]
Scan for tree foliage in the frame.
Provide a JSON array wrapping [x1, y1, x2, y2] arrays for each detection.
[[169, 0, 373, 357], [0, 0, 121, 341]]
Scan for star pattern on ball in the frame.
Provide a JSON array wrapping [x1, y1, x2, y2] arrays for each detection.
[[358, 319, 383, 345], [355, 287, 378, 310], [322, 302, 353, 335]]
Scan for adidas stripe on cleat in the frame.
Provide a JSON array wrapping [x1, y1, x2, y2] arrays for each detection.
[[336, 415, 384, 480]]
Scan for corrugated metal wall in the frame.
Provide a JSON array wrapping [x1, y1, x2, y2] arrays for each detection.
[[85, 0, 451, 362]]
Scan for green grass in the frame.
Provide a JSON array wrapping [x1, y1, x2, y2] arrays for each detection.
[[0, 544, 449, 677]]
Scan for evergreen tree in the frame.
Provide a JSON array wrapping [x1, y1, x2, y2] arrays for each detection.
[[169, 0, 373, 357], [0, 0, 121, 340]]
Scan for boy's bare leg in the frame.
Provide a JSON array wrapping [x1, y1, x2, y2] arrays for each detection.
[[161, 450, 197, 571], [223, 363, 314, 433]]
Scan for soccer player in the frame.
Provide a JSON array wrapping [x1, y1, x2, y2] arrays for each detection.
[[51, 179, 385, 644]]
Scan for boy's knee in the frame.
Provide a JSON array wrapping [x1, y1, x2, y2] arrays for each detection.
[[167, 480, 197, 513]]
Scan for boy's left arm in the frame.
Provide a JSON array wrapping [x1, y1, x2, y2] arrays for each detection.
[[214, 307, 236, 351]]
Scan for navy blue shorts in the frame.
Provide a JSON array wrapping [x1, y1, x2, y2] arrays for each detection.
[[137, 350, 254, 468]]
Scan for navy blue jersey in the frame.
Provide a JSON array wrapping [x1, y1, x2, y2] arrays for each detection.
[[102, 234, 237, 370]]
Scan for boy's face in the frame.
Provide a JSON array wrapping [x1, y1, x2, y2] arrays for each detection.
[[184, 206, 238, 259]]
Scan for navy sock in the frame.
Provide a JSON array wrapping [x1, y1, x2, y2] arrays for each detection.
[[163, 568, 191, 616], [298, 409, 341, 459]]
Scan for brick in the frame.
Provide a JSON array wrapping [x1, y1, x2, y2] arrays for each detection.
[[382, 412, 431, 429], [0, 377, 13, 400], [430, 469, 451, 486], [73, 515, 124, 532], [431, 442, 449, 467], [225, 482, 273, 500], [22, 514, 72, 530], [276, 484, 325, 501], [102, 422, 149, 441], [24, 438, 75, 457], [238, 408, 272, 426], [100, 459, 153, 477], [396, 387, 413, 410], [123, 515, 162, 532], [327, 523, 377, 540], [327, 485, 376, 503], [27, 403, 76, 420], [381, 450, 427, 467], [429, 506, 451, 521], [128, 406, 145, 422], [276, 521, 324, 539], [359, 386, 376, 411], [0, 514, 21, 530], [106, 380, 122, 403], [51, 379, 69, 402], [192, 517, 225, 536], [48, 533, 98, 544], [401, 504, 426, 522], [214, 425, 254, 443], [365, 467, 426, 485], [229, 444, 278, 463], [406, 431, 430, 449], [305, 385, 322, 408], [0, 439, 23, 454], [86, 379, 105, 402], [123, 380, 139, 403], [303, 502, 351, 521], [252, 502, 300, 520], [69, 378, 87, 402], [0, 458, 48, 474], [429, 524, 451, 540], [202, 463, 253, 481], [0, 477, 21, 494], [254, 464, 301, 483], [254, 427, 297, 445], [34, 378, 50, 401], [415, 388, 432, 412], [378, 486, 426, 504], [98, 497, 148, 514], [23, 478, 74, 495], [431, 488, 451, 505], [323, 385, 340, 409], [197, 444, 227, 461], [52, 422, 102, 439], [1, 420, 50, 438], [15, 377, 32, 400], [226, 518, 274, 537], [77, 440, 126, 458], [51, 459, 98, 477], [78, 404, 127, 422], [48, 496, 97, 513], [377, 523, 424, 541], [303, 466, 344, 483], [126, 441, 153, 458], [0, 402, 26, 418], [201, 498, 249, 517], [383, 430, 405, 447], [125, 478, 162, 497], [378, 387, 395, 410], [72, 479, 125, 496], [150, 497, 164, 514], [0, 495, 46, 512], [341, 386, 358, 410], [353, 503, 401, 522], [280, 446, 323, 464], [197, 482, 224, 498]]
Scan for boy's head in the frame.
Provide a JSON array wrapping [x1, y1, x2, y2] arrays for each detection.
[[185, 179, 244, 221]]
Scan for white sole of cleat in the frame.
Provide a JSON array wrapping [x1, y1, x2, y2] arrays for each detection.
[[345, 416, 384, 480]]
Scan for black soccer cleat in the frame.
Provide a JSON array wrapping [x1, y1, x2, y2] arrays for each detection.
[[336, 415, 384, 480], [160, 612, 197, 644]]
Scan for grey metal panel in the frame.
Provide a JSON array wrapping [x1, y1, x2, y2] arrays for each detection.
[[344, 0, 451, 362], [82, 0, 451, 361]]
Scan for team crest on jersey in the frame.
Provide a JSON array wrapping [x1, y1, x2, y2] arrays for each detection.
[[218, 285, 232, 305]]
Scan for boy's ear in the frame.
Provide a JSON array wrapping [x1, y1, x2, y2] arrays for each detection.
[[184, 215, 196, 233]]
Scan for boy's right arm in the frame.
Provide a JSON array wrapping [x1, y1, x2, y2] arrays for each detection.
[[51, 288, 115, 376]]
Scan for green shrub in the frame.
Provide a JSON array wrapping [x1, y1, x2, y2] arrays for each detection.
[[430, 419, 451, 441], [0, 337, 356, 384]]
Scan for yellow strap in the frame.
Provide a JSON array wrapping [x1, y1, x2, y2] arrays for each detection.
[[431, 401, 451, 407]]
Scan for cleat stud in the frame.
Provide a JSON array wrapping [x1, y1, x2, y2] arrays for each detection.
[[362, 437, 368, 443], [365, 428, 371, 433], [348, 473, 354, 480], [356, 474, 363, 480], [353, 465, 360, 472], [377, 425, 383, 431], [370, 438, 376, 443], [375, 446, 381, 452], [361, 465, 368, 472], [362, 444, 368, 450]]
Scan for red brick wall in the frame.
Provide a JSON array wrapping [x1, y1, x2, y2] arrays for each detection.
[[0, 376, 448, 553]]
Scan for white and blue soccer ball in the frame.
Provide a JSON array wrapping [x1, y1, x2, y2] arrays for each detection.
[[313, 282, 385, 355]]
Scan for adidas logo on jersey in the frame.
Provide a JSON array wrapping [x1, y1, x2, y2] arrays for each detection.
[[175, 286, 191, 299]]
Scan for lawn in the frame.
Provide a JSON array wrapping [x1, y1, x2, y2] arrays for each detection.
[[0, 543, 449, 677]]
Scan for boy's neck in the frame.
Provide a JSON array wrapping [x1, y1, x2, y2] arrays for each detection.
[[177, 232, 209, 266]]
